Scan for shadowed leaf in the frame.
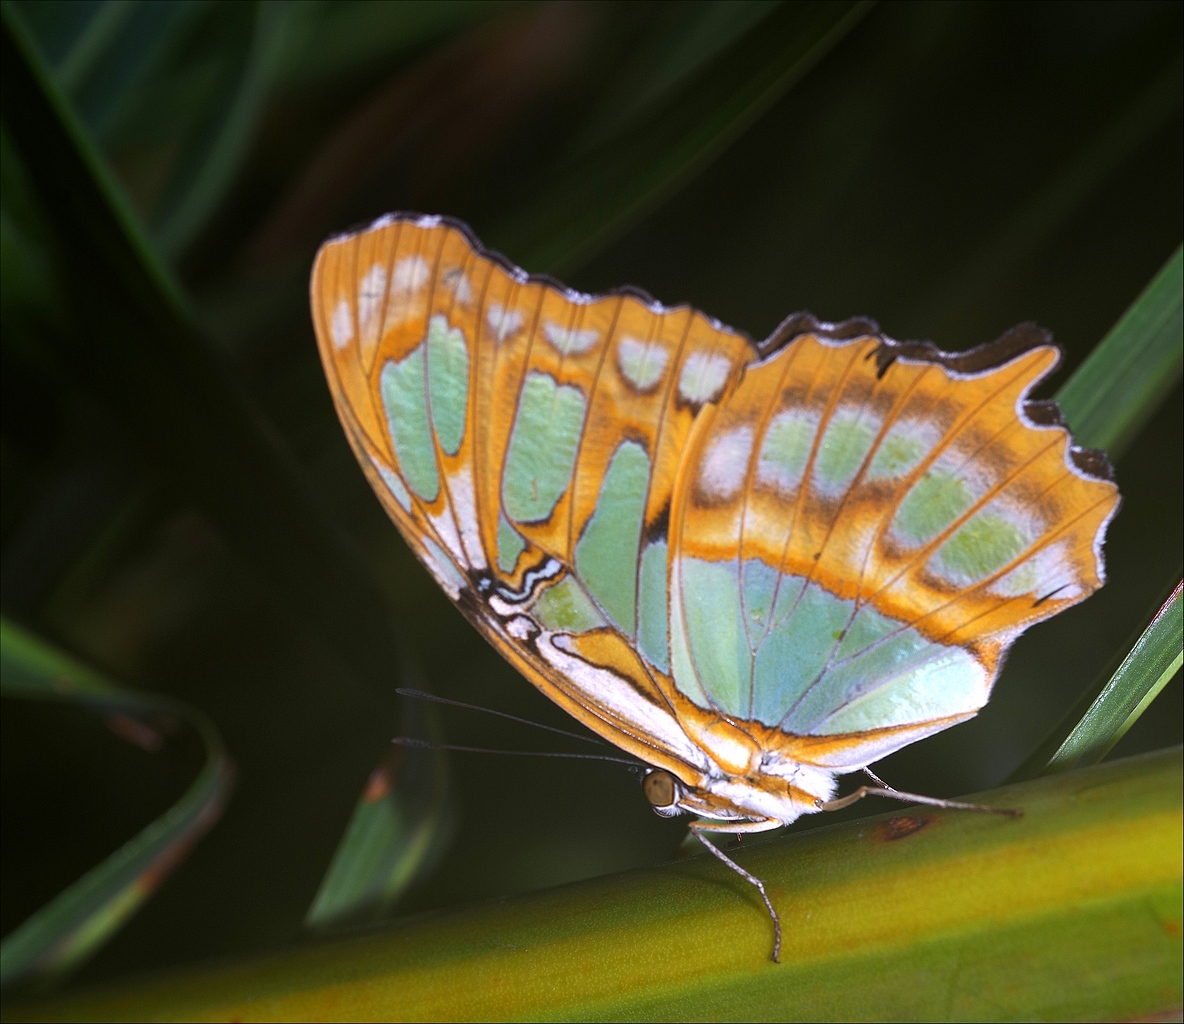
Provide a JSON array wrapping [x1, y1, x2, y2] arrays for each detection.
[[306, 687, 454, 930], [1, 2, 404, 710], [0, 619, 232, 990], [489, 1, 873, 275], [1043, 581, 1182, 773], [1005, 248, 1184, 783]]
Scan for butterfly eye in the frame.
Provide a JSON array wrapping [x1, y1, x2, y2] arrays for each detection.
[[642, 770, 677, 810]]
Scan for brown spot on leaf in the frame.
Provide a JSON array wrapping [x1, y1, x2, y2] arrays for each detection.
[[880, 815, 930, 841]]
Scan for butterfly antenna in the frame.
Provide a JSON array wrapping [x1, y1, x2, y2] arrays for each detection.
[[396, 687, 608, 747], [391, 736, 642, 767]]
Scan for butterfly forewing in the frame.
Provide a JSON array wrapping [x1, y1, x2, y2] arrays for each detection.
[[311, 215, 754, 779]]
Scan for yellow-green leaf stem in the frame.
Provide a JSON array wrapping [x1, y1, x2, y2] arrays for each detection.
[[7, 749, 1180, 1023]]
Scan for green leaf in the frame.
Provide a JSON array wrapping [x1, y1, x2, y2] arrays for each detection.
[[1, 123, 68, 351], [1044, 581, 1182, 772], [489, 1, 873, 275], [1013, 568, 1179, 781], [19, 1, 291, 257], [9, 750, 1181, 1021], [0, 619, 233, 990], [306, 688, 454, 930], [3, 0, 189, 314], [45, 0, 141, 97], [20, 0, 499, 252], [1056, 244, 1183, 460], [1005, 249, 1184, 783]]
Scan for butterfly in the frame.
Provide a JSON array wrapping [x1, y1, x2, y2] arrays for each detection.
[[310, 212, 1120, 962]]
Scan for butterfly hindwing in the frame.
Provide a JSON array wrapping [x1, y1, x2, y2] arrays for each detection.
[[668, 326, 1119, 770]]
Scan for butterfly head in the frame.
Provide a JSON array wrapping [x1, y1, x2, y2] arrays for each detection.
[[642, 768, 681, 817], [641, 762, 836, 826]]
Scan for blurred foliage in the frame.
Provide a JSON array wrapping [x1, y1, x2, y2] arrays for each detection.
[[0, 620, 231, 989], [305, 682, 454, 931], [1, 0, 1181, 1003]]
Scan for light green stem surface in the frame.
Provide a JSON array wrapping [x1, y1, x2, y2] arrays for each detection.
[[8, 748, 1181, 1023]]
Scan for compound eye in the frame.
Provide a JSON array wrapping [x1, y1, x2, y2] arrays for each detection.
[[642, 770, 676, 809]]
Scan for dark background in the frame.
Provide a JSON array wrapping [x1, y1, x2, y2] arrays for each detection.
[[2, 0, 1181, 990]]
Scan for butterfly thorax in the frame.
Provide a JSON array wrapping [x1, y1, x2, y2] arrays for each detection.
[[665, 757, 839, 828]]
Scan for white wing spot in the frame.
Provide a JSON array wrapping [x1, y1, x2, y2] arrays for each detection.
[[992, 540, 1080, 599], [429, 507, 468, 571], [358, 264, 387, 336], [617, 336, 669, 392], [393, 256, 430, 293], [422, 536, 467, 600], [544, 321, 599, 356], [331, 299, 354, 349], [935, 448, 995, 499], [368, 454, 412, 513], [444, 267, 473, 305], [382, 256, 431, 330], [679, 351, 732, 404], [506, 616, 535, 640], [699, 426, 754, 500], [447, 472, 487, 572], [486, 303, 524, 343]]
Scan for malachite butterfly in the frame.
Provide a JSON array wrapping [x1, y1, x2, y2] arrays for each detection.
[[310, 213, 1119, 961]]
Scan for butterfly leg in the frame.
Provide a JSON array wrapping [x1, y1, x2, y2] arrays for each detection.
[[816, 782, 1020, 817], [690, 818, 783, 963], [861, 766, 891, 789]]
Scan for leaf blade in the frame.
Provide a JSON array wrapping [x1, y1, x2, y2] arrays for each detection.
[[1, 1, 405, 711], [1056, 244, 1184, 460], [306, 689, 454, 930], [1041, 581, 1182, 775]]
